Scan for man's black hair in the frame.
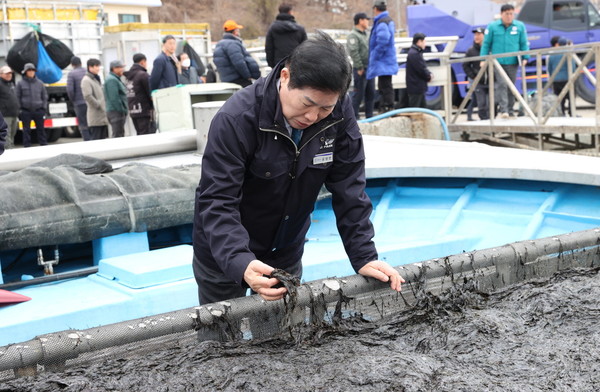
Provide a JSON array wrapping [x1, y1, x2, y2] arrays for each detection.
[[412, 32, 426, 45], [550, 35, 561, 46], [500, 4, 514, 13], [87, 58, 101, 69], [279, 3, 292, 14], [70, 56, 82, 67], [162, 34, 175, 44], [285, 31, 351, 99], [133, 53, 146, 63]]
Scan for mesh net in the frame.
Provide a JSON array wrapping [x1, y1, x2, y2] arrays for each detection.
[[1, 228, 599, 383]]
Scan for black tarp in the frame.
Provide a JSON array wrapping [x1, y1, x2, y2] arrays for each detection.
[[0, 155, 199, 251]]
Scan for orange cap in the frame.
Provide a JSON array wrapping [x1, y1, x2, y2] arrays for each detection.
[[223, 20, 243, 32]]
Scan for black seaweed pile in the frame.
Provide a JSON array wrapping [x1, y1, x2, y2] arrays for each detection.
[[4, 268, 600, 392]]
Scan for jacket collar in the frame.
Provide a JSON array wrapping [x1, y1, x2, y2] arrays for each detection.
[[276, 13, 296, 22]]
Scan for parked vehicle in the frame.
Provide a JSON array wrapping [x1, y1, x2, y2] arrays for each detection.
[[407, 0, 599, 107], [0, 1, 104, 142]]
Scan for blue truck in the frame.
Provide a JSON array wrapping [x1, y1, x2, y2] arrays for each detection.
[[407, 0, 599, 108]]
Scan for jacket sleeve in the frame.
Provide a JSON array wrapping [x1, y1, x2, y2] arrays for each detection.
[[325, 99, 378, 272], [373, 23, 392, 59], [0, 112, 6, 155], [519, 25, 530, 60], [41, 83, 48, 112], [66, 72, 75, 101], [227, 44, 252, 80], [462, 48, 477, 79], [195, 111, 257, 285], [346, 34, 364, 70], [480, 27, 491, 56], [15, 82, 22, 105], [141, 73, 154, 110], [409, 51, 432, 82], [265, 29, 275, 68], [149, 57, 164, 91]]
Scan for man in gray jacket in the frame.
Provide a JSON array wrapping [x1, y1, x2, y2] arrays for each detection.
[[66, 56, 90, 141], [81, 58, 108, 140], [347, 12, 375, 119], [16, 63, 48, 147]]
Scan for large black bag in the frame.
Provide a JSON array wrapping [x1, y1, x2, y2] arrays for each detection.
[[6, 32, 38, 74], [39, 32, 74, 69]]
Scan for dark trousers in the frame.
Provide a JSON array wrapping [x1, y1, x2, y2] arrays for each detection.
[[408, 93, 427, 108], [467, 79, 489, 120], [19, 109, 47, 147], [351, 68, 375, 119], [73, 103, 90, 141], [495, 64, 518, 115], [107, 111, 127, 138], [132, 116, 155, 135], [553, 81, 571, 116], [377, 75, 394, 111], [88, 125, 108, 140]]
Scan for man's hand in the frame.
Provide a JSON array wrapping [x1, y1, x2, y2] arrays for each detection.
[[522, 59, 528, 66], [479, 60, 486, 69], [243, 260, 287, 301], [358, 260, 405, 292]]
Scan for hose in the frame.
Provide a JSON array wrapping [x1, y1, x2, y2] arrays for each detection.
[[358, 107, 451, 141]]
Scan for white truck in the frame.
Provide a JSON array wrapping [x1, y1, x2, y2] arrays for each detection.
[[0, 0, 104, 141]]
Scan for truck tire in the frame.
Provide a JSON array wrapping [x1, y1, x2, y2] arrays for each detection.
[[575, 74, 595, 104], [425, 60, 442, 110], [47, 128, 63, 143]]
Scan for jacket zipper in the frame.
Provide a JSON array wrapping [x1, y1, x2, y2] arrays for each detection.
[[261, 117, 343, 179]]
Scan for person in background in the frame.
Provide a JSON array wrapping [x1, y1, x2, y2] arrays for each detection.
[[213, 20, 260, 88], [104, 60, 128, 138], [265, 3, 307, 68], [16, 63, 48, 147], [480, 3, 529, 119], [462, 27, 489, 121], [0, 65, 20, 148], [548, 36, 574, 117], [150, 35, 179, 91], [81, 58, 108, 140], [347, 12, 375, 119], [124, 53, 155, 135], [193, 32, 404, 305], [367, 0, 399, 114], [66, 56, 90, 141], [177, 52, 204, 84], [405, 33, 432, 108]]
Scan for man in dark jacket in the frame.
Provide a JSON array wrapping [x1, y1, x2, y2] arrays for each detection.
[[150, 35, 179, 91], [0, 66, 19, 148], [66, 56, 90, 140], [462, 27, 489, 120], [124, 53, 155, 135], [213, 20, 260, 87], [104, 60, 128, 138], [406, 32, 432, 108], [16, 63, 48, 147], [347, 12, 375, 119], [265, 3, 307, 68], [193, 32, 404, 305]]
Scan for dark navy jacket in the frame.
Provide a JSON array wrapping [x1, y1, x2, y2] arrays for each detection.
[[265, 13, 307, 68], [213, 33, 261, 83], [406, 44, 431, 95], [193, 62, 378, 286], [150, 52, 178, 91]]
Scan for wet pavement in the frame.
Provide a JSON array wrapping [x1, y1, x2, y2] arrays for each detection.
[[3, 267, 600, 392]]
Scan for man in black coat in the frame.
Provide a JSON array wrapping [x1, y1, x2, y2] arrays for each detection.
[[0, 66, 19, 149], [405, 32, 432, 108], [265, 3, 307, 68], [124, 53, 155, 135], [194, 33, 403, 305], [462, 27, 489, 120]]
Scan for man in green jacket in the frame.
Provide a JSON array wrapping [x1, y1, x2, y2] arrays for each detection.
[[480, 4, 529, 119], [104, 60, 128, 138], [347, 12, 375, 119]]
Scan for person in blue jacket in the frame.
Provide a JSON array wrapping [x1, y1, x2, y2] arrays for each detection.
[[193, 32, 404, 305], [367, 0, 398, 114], [213, 20, 260, 87], [480, 3, 529, 119], [150, 35, 179, 91]]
